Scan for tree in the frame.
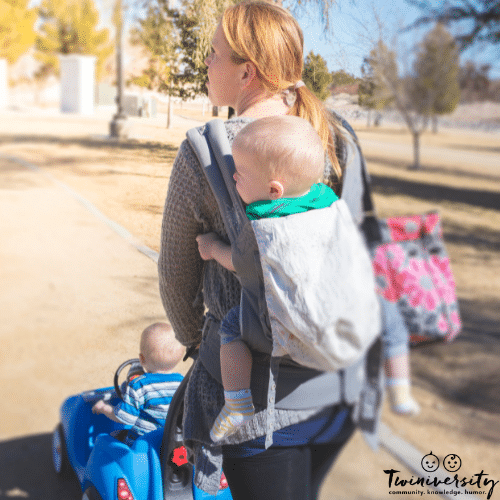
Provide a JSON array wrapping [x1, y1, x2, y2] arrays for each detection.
[[35, 0, 113, 80], [459, 60, 492, 102], [412, 23, 460, 132], [405, 0, 500, 50], [0, 0, 37, 64], [131, 0, 193, 127], [130, 1, 178, 89], [302, 51, 333, 101], [173, 5, 208, 101], [358, 53, 394, 127], [364, 40, 429, 168], [330, 69, 359, 88], [364, 24, 463, 167]]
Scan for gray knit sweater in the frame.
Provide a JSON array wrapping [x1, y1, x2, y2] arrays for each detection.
[[158, 116, 363, 495]]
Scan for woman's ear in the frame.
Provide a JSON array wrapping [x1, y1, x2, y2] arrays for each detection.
[[240, 61, 257, 89], [269, 180, 284, 200]]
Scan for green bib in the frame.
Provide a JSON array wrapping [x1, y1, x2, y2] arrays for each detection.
[[246, 183, 338, 221]]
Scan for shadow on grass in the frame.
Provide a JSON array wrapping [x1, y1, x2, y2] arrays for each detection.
[[365, 154, 500, 183], [411, 298, 500, 443], [443, 143, 500, 155], [357, 126, 500, 154], [355, 127, 410, 136], [131, 202, 165, 216], [0, 133, 179, 176], [0, 134, 178, 154], [370, 172, 500, 212], [443, 220, 500, 252], [0, 433, 81, 500], [42, 161, 173, 179]]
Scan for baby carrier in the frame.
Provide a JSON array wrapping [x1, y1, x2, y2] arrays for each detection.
[[187, 118, 384, 448]]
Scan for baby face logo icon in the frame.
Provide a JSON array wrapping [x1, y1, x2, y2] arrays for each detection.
[[421, 451, 440, 472], [443, 454, 462, 472]]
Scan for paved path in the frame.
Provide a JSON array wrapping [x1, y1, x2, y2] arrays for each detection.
[[0, 157, 183, 498]]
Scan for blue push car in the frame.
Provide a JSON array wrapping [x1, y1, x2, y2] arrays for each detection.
[[52, 359, 232, 500]]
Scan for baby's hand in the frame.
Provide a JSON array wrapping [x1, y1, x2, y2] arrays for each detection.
[[92, 400, 106, 414], [196, 232, 221, 261]]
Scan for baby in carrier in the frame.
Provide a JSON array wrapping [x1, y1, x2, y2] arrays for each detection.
[[198, 115, 420, 444], [196, 116, 339, 442]]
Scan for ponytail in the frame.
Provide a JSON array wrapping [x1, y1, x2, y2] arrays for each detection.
[[289, 86, 345, 195]]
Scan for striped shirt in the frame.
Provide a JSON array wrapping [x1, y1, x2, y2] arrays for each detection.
[[114, 372, 183, 444]]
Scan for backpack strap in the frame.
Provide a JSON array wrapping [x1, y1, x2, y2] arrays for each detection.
[[335, 113, 385, 448]]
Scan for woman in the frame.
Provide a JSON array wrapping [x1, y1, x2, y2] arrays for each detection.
[[158, 1, 372, 498]]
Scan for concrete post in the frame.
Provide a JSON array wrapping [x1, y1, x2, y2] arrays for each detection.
[[59, 55, 96, 114]]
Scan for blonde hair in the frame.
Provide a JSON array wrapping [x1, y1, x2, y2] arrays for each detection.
[[233, 116, 324, 194], [140, 323, 184, 373], [221, 0, 344, 193]]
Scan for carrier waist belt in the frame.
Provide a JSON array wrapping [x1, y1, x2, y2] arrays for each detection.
[[199, 315, 364, 410]]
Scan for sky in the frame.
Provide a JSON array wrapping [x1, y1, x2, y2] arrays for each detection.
[[296, 0, 500, 79], [28, 0, 500, 80]]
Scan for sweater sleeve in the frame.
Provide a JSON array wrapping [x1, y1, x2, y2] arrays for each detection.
[[158, 139, 206, 347]]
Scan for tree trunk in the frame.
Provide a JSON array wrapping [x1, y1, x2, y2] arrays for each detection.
[[432, 115, 438, 133], [367, 108, 372, 127], [412, 131, 421, 169], [166, 93, 173, 129], [422, 115, 429, 131], [212, 105, 219, 117]]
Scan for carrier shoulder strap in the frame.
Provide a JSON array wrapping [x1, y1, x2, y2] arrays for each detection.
[[188, 120, 280, 447], [186, 119, 246, 244]]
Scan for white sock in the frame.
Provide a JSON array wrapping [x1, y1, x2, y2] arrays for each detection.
[[210, 389, 255, 442], [387, 378, 420, 416]]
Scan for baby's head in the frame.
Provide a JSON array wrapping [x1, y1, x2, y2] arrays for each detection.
[[232, 115, 325, 204], [139, 323, 184, 374]]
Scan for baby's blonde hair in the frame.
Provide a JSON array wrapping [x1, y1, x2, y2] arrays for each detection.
[[233, 115, 324, 195], [140, 323, 184, 373]]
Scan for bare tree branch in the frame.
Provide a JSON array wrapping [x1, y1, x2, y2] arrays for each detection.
[[404, 0, 500, 50]]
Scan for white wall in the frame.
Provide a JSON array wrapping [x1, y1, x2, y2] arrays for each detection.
[[59, 55, 96, 114]]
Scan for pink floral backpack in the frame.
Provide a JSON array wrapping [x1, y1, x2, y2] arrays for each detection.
[[358, 155, 461, 347], [369, 212, 461, 346]]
